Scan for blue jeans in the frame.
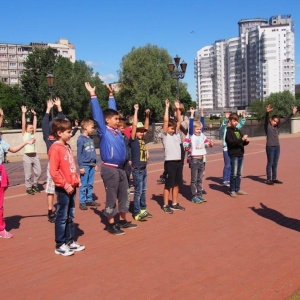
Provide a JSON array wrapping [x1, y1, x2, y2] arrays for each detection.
[[55, 187, 75, 248], [132, 168, 147, 216], [79, 165, 95, 203], [222, 150, 231, 183], [266, 146, 280, 180], [230, 156, 244, 193]]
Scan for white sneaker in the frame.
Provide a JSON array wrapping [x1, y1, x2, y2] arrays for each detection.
[[69, 241, 85, 252], [55, 243, 74, 256]]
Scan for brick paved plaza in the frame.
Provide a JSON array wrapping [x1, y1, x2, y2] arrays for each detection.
[[1, 134, 300, 299]]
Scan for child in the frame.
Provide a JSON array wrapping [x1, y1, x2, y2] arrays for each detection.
[[85, 82, 137, 235], [21, 106, 42, 195], [49, 119, 84, 256], [42, 98, 67, 223], [189, 107, 213, 203], [264, 104, 297, 185], [77, 119, 99, 210], [225, 113, 249, 198], [130, 104, 152, 221], [0, 108, 36, 238], [220, 111, 246, 187], [162, 99, 185, 214]]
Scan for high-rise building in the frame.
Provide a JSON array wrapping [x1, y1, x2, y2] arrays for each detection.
[[194, 15, 295, 109], [0, 38, 75, 86]]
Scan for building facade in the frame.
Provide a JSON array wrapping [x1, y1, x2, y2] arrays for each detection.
[[194, 15, 295, 109], [0, 38, 75, 86]]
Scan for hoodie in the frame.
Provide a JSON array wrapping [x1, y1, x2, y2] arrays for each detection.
[[48, 141, 80, 191]]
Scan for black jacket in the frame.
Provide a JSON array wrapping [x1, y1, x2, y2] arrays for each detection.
[[225, 126, 249, 157]]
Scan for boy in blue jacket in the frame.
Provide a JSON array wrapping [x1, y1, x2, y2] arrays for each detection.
[[85, 82, 137, 235]]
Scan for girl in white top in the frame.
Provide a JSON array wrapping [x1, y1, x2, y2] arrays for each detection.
[[21, 106, 41, 195]]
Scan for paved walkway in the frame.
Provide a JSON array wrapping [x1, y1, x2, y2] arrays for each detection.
[[1, 134, 300, 299]]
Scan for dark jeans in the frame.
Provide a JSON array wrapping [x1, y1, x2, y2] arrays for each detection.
[[230, 156, 244, 193], [55, 187, 75, 248], [79, 165, 95, 203], [190, 157, 205, 197], [132, 168, 147, 216], [266, 146, 280, 180]]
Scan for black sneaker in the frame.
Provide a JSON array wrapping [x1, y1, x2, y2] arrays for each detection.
[[26, 187, 35, 195], [157, 178, 165, 184], [79, 203, 88, 210], [170, 203, 186, 211], [266, 180, 274, 185], [107, 224, 125, 235], [32, 185, 40, 193], [86, 201, 100, 207], [272, 179, 283, 184], [118, 220, 138, 229], [48, 211, 56, 223], [162, 205, 173, 214]]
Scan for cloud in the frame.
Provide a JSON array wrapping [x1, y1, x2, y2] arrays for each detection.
[[85, 61, 101, 67], [99, 74, 115, 82]]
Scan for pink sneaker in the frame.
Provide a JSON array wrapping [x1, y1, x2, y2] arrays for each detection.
[[0, 229, 13, 238]]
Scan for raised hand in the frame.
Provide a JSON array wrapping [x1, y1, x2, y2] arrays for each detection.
[[134, 104, 139, 111], [225, 111, 230, 119], [31, 109, 37, 116], [145, 109, 150, 116], [0, 108, 4, 117], [292, 106, 298, 115], [266, 104, 273, 113], [74, 119, 79, 127], [53, 97, 61, 108], [47, 99, 54, 109], [241, 111, 246, 118], [85, 82, 96, 95], [106, 84, 113, 94], [165, 99, 170, 107], [21, 106, 27, 114]]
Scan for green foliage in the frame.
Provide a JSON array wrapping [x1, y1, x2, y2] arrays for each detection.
[[250, 91, 296, 120], [117, 44, 192, 122]]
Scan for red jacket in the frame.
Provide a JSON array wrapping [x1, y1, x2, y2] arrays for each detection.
[[48, 141, 80, 191]]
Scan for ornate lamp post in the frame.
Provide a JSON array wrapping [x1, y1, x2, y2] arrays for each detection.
[[168, 55, 187, 100], [46, 73, 55, 118]]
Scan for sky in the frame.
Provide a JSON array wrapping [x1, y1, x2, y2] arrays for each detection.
[[1, 0, 299, 100]]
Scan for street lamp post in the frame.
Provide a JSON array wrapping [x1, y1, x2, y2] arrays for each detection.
[[168, 55, 187, 100], [46, 73, 55, 119]]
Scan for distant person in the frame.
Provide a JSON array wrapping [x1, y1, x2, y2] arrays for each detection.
[[21, 106, 42, 195], [130, 104, 152, 221], [77, 119, 100, 210], [49, 119, 84, 256], [0, 108, 36, 238], [225, 113, 249, 198], [85, 81, 137, 235], [264, 104, 297, 185], [161, 99, 185, 214], [220, 111, 246, 187]]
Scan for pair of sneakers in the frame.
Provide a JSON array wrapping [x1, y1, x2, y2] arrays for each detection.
[[134, 209, 153, 221], [191, 196, 207, 204], [26, 185, 40, 195], [107, 221, 138, 235], [55, 241, 85, 257], [79, 201, 101, 210], [162, 203, 185, 214]]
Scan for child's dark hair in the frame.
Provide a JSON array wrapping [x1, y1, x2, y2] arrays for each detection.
[[52, 119, 72, 139], [271, 114, 280, 125], [168, 119, 176, 128], [103, 108, 118, 124], [229, 113, 239, 121]]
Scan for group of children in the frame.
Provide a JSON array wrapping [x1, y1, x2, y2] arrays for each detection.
[[0, 83, 297, 257]]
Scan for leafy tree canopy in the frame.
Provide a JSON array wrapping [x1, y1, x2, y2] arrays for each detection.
[[117, 44, 192, 122], [250, 91, 297, 121]]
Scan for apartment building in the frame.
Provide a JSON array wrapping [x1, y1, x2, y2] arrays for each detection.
[[0, 38, 75, 86], [194, 15, 295, 109]]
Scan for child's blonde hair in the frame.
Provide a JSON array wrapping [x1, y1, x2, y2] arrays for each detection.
[[80, 119, 94, 130], [194, 121, 203, 129]]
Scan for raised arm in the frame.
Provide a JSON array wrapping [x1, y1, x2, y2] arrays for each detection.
[[0, 108, 4, 127], [144, 109, 150, 131], [106, 84, 117, 110], [21, 106, 27, 134], [189, 107, 195, 136], [174, 100, 181, 132], [163, 99, 170, 133], [200, 106, 205, 133], [131, 104, 139, 139], [31, 109, 37, 133], [237, 111, 246, 130], [264, 104, 272, 133]]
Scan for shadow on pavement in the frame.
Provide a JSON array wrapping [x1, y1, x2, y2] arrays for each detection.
[[249, 203, 300, 232], [5, 214, 47, 231]]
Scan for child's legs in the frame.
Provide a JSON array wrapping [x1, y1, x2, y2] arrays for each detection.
[[190, 158, 199, 197], [196, 161, 205, 197], [223, 150, 231, 182], [46, 164, 55, 210], [86, 166, 95, 202], [202, 161, 206, 190], [266, 146, 275, 180], [79, 167, 89, 203], [139, 169, 147, 210], [164, 161, 179, 205], [117, 169, 130, 216], [230, 157, 238, 192], [132, 168, 144, 215], [171, 186, 179, 204], [272, 146, 280, 180], [55, 188, 75, 248], [0, 187, 6, 231], [32, 156, 42, 185], [124, 161, 132, 185], [23, 155, 33, 188], [235, 157, 244, 192]]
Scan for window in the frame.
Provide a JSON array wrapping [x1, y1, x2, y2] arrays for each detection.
[[10, 78, 18, 83], [1, 78, 8, 82], [0, 54, 7, 59], [0, 46, 7, 51], [9, 62, 17, 67]]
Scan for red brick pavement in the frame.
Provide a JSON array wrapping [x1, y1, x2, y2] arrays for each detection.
[[1, 134, 300, 299]]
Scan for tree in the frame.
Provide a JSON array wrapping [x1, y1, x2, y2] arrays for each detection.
[[250, 91, 296, 120], [117, 44, 192, 122]]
